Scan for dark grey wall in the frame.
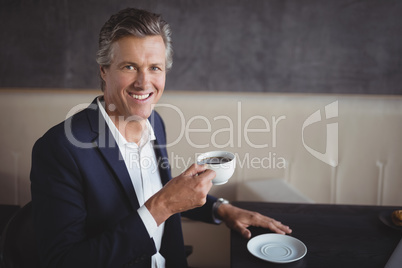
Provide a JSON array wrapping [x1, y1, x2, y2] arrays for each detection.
[[1, 0, 401, 94]]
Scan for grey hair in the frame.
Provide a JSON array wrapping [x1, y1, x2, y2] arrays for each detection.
[[96, 8, 173, 91]]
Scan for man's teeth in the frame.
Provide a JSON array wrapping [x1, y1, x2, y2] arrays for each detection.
[[131, 93, 150, 100]]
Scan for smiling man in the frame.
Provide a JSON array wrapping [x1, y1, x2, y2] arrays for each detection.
[[30, 8, 291, 268]]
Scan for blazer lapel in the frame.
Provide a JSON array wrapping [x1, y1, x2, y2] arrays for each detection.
[[149, 111, 172, 185], [86, 98, 140, 211]]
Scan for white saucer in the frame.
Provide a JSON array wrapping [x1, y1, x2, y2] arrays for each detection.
[[247, 234, 307, 263]]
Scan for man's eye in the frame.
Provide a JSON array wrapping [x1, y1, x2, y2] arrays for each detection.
[[124, 65, 135, 70], [151, 66, 160, 71]]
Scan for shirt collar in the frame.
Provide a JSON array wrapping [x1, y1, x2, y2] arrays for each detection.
[[97, 97, 156, 148]]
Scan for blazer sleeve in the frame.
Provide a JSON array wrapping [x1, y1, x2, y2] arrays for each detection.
[[30, 123, 157, 268]]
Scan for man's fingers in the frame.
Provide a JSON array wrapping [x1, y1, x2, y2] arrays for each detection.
[[197, 168, 215, 180], [265, 220, 292, 235], [241, 228, 251, 239], [250, 213, 292, 235], [232, 223, 251, 239], [183, 163, 216, 182], [183, 163, 207, 177]]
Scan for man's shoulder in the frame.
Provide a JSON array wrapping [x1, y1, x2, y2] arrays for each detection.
[[36, 104, 98, 148]]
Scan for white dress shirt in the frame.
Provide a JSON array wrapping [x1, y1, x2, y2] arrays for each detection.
[[97, 98, 165, 268]]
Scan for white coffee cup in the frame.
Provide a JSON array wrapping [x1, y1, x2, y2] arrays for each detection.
[[197, 151, 236, 185]]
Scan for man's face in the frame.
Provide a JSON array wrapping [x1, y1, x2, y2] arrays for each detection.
[[100, 35, 166, 122]]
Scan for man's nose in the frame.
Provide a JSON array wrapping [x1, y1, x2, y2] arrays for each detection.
[[134, 71, 150, 89]]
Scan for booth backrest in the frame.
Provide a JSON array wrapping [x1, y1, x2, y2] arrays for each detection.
[[1, 89, 401, 206]]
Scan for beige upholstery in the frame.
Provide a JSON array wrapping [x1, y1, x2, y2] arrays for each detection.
[[1, 89, 401, 267], [236, 178, 314, 203], [157, 91, 402, 206]]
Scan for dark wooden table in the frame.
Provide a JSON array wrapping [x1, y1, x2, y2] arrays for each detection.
[[231, 202, 402, 268]]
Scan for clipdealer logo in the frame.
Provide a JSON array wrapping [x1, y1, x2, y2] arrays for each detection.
[[302, 101, 338, 167], [63, 99, 339, 169]]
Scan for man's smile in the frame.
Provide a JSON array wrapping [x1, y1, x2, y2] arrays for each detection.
[[128, 92, 153, 100]]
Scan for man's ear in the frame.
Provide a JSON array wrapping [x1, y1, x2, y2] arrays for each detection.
[[100, 66, 107, 79]]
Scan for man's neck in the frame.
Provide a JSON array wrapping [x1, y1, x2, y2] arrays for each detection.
[[107, 112, 147, 144]]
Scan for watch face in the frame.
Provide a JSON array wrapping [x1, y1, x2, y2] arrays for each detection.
[[218, 198, 229, 204]]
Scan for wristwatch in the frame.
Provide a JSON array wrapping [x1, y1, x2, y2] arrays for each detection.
[[213, 198, 230, 222]]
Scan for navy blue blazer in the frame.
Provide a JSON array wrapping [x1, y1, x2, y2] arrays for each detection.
[[30, 97, 218, 268]]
